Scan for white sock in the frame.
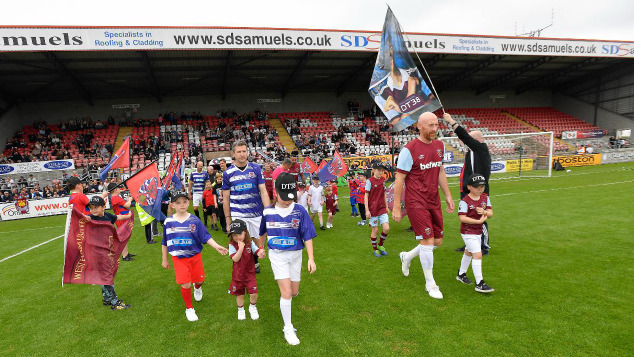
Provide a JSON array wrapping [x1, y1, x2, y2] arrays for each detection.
[[459, 254, 472, 275], [419, 245, 436, 287], [472, 259, 483, 284], [280, 297, 292, 328], [404, 245, 420, 262], [238, 306, 245, 312]]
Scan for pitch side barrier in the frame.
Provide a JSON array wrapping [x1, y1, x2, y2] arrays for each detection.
[[0, 27, 633, 58], [0, 194, 110, 221], [600, 149, 634, 164]]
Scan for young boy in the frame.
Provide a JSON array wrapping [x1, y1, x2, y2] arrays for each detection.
[[355, 172, 368, 226], [161, 192, 229, 322], [348, 174, 359, 217], [297, 182, 309, 212], [87, 196, 132, 310], [364, 163, 390, 258], [324, 185, 338, 229], [68, 177, 108, 214], [202, 181, 217, 230], [330, 179, 339, 212], [260, 173, 316, 345], [108, 183, 135, 261], [456, 174, 494, 293], [307, 176, 325, 230]]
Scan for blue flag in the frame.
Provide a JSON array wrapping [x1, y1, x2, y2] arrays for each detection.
[[317, 160, 338, 183]]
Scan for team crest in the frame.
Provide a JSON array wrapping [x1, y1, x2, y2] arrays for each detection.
[[246, 247, 251, 253], [425, 228, 432, 235], [291, 218, 300, 229], [189, 224, 196, 232], [138, 177, 159, 206], [437, 149, 443, 158], [15, 199, 29, 214], [249, 172, 256, 178], [481, 202, 487, 208]]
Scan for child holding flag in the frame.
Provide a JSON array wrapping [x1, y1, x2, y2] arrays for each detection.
[[161, 192, 229, 322], [108, 183, 135, 261], [86, 196, 133, 310]]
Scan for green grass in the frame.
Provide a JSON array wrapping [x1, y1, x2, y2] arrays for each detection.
[[1, 163, 633, 356]]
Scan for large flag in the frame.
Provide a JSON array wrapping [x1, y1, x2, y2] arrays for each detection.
[[124, 162, 165, 221], [99, 137, 130, 182], [385, 182, 407, 218], [368, 8, 441, 131], [316, 160, 328, 173], [173, 156, 185, 190], [62, 207, 131, 285], [328, 151, 348, 177], [162, 151, 183, 190], [299, 157, 318, 174], [317, 163, 337, 183]]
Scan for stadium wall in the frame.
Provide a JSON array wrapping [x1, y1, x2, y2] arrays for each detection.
[[553, 93, 634, 132]]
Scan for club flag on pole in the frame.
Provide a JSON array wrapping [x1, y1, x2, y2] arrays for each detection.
[[162, 151, 183, 190], [328, 151, 348, 177], [173, 155, 185, 190], [299, 157, 318, 174], [368, 7, 441, 131], [316, 160, 328, 173], [62, 207, 131, 285], [99, 137, 130, 181], [124, 162, 165, 222]]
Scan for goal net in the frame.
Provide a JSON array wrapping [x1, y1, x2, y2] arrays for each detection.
[[440, 131, 554, 179]]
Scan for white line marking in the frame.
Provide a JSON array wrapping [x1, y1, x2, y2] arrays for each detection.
[[0, 235, 63, 263], [0, 226, 60, 235], [493, 180, 634, 198]]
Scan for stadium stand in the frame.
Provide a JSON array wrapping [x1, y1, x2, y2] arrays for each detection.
[[505, 107, 605, 138]]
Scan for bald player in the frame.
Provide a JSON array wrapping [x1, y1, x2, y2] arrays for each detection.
[[393, 112, 455, 299], [442, 113, 492, 255]]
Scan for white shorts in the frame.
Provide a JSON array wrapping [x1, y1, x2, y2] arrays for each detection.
[[192, 193, 203, 207], [269, 249, 303, 281], [310, 205, 323, 213], [369, 213, 389, 227], [241, 216, 263, 239], [461, 234, 482, 254]]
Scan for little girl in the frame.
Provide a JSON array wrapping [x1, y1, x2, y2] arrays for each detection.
[[228, 219, 266, 320], [297, 182, 309, 212], [324, 185, 338, 229]]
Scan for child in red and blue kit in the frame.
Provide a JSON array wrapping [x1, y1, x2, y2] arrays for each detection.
[[228, 219, 266, 320], [161, 192, 229, 322]]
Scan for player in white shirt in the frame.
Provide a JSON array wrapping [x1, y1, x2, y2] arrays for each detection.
[[297, 182, 309, 211], [307, 176, 325, 230]]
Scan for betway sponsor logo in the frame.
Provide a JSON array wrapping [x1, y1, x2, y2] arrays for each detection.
[[420, 161, 443, 170]]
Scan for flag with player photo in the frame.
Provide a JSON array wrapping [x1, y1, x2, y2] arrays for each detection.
[[62, 207, 131, 285], [368, 7, 441, 131], [99, 137, 130, 181], [300, 157, 318, 174], [385, 181, 407, 217], [124, 162, 165, 221]]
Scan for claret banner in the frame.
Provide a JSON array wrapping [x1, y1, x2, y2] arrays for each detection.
[[0, 27, 632, 58]]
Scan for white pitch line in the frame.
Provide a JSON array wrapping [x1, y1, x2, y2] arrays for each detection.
[[0, 234, 63, 263], [0, 226, 60, 235], [493, 179, 634, 198]]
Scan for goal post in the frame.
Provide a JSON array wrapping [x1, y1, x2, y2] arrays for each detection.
[[440, 131, 554, 179]]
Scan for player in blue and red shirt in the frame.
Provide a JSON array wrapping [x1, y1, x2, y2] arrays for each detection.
[[108, 182, 134, 261], [456, 174, 494, 293], [228, 219, 266, 320], [161, 192, 228, 322], [354, 172, 367, 226], [260, 172, 316, 346], [347, 174, 359, 217], [393, 112, 454, 300]]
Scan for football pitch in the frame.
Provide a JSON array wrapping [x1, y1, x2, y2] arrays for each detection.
[[1, 163, 632, 356]]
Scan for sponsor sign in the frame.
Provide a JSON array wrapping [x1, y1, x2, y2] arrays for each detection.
[[112, 104, 140, 109], [342, 155, 392, 169], [551, 154, 601, 168], [444, 164, 463, 177], [0, 159, 75, 175], [0, 194, 108, 221], [562, 131, 577, 140], [490, 161, 507, 173], [576, 130, 605, 139], [443, 151, 454, 163], [0, 27, 632, 58], [506, 159, 534, 172], [600, 150, 634, 164]]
